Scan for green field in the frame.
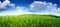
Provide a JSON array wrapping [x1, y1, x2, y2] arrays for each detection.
[[0, 14, 60, 27]]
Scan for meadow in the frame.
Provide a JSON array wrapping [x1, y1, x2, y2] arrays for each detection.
[[0, 14, 60, 27]]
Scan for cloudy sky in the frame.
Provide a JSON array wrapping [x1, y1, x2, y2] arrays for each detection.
[[0, 0, 60, 16]]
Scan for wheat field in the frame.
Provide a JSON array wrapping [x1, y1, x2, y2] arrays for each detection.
[[0, 14, 60, 27]]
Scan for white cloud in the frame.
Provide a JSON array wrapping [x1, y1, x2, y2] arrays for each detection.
[[0, 0, 15, 9], [0, 6, 30, 16], [0, 1, 60, 16], [29, 1, 60, 16]]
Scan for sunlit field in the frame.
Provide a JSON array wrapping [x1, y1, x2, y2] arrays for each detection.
[[0, 14, 60, 27]]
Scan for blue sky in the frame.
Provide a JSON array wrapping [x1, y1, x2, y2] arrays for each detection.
[[10, 0, 60, 7], [0, 0, 60, 16]]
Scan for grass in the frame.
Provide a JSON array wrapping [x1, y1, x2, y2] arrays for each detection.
[[0, 14, 60, 27]]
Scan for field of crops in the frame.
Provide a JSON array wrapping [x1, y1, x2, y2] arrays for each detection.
[[0, 14, 60, 27]]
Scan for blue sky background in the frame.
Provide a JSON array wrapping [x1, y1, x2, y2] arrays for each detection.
[[0, 0, 60, 16], [1, 0, 60, 7], [10, 0, 60, 7]]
